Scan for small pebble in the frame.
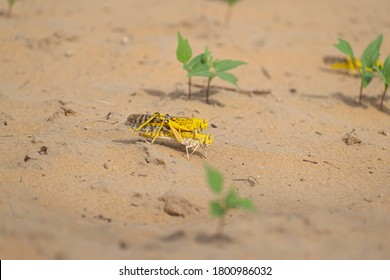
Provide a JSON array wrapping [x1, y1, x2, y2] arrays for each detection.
[[120, 36, 130, 45], [64, 50, 73, 57]]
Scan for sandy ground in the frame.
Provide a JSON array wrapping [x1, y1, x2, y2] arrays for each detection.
[[0, 0, 389, 259]]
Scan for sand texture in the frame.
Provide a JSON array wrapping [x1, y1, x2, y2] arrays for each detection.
[[0, 0, 389, 259]]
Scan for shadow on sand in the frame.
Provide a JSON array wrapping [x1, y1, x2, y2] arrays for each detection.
[[331, 92, 390, 115], [143, 88, 225, 107]]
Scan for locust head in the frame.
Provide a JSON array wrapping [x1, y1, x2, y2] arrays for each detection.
[[199, 119, 208, 131], [201, 134, 213, 145], [206, 134, 213, 145]]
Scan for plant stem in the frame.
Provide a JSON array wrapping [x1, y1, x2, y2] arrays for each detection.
[[216, 217, 225, 238], [358, 75, 363, 105], [223, 4, 233, 27], [206, 78, 212, 104], [353, 58, 364, 105], [380, 85, 388, 110], [7, 5, 13, 18], [188, 77, 192, 99]]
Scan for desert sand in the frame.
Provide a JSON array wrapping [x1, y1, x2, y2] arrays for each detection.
[[0, 0, 389, 259]]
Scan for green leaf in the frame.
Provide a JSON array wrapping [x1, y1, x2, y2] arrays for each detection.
[[374, 66, 386, 85], [375, 55, 390, 86], [205, 165, 223, 194], [361, 68, 374, 88], [216, 71, 238, 86], [373, 65, 389, 85], [334, 38, 355, 58], [8, 0, 17, 5], [184, 53, 203, 71], [213, 59, 246, 72], [235, 198, 255, 211], [201, 47, 213, 65], [225, 189, 255, 211], [225, 189, 239, 208], [361, 34, 382, 68], [188, 63, 214, 78], [225, 0, 240, 5], [210, 201, 226, 217], [176, 32, 192, 64], [383, 55, 390, 80], [188, 69, 214, 78]]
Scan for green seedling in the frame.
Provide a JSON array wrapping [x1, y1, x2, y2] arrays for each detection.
[[176, 32, 195, 99], [334, 34, 383, 104], [188, 47, 246, 103], [176, 31, 209, 100], [223, 0, 240, 26], [6, 0, 18, 18], [205, 165, 255, 237], [374, 54, 390, 110], [176, 32, 246, 103]]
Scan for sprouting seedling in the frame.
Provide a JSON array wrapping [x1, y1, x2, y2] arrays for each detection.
[[374, 54, 390, 110], [6, 0, 18, 18], [188, 47, 246, 104], [176, 32, 194, 99], [334, 34, 383, 104], [223, 0, 240, 27], [176, 32, 210, 100], [205, 165, 255, 237], [176, 33, 246, 103]]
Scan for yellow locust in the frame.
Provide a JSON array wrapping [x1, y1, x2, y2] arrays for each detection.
[[324, 56, 382, 75], [125, 113, 213, 159], [139, 129, 213, 159], [125, 112, 208, 139]]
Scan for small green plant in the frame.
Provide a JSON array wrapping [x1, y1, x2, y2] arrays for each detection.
[[374, 54, 390, 110], [334, 34, 383, 104], [225, 0, 240, 6], [176, 32, 246, 104], [189, 47, 246, 103], [205, 165, 255, 237], [6, 0, 17, 18], [176, 32, 195, 99], [223, 0, 240, 26]]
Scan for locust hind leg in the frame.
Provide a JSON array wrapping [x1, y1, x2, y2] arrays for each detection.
[[186, 141, 200, 159], [150, 121, 165, 144], [138, 113, 166, 144], [185, 145, 191, 160], [133, 112, 161, 132], [201, 144, 208, 159], [141, 138, 153, 144]]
